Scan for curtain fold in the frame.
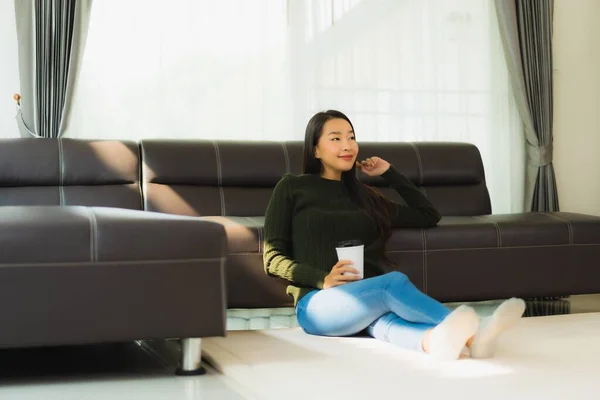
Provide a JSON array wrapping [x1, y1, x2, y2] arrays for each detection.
[[0, 1, 20, 137], [14, 0, 92, 138], [494, 0, 558, 212]]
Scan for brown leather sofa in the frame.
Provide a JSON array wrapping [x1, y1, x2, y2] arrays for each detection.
[[2, 138, 600, 371], [141, 140, 600, 308], [0, 139, 226, 375]]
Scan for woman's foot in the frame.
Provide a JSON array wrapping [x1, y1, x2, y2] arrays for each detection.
[[426, 305, 479, 360], [469, 297, 526, 358]]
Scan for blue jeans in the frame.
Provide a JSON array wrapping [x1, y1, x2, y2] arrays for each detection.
[[295, 271, 451, 352]]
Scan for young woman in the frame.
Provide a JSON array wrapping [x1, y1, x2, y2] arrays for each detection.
[[263, 110, 525, 360]]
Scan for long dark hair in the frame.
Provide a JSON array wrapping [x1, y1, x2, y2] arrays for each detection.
[[303, 110, 393, 256]]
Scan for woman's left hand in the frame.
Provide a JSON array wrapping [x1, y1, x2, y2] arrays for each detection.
[[356, 156, 390, 177]]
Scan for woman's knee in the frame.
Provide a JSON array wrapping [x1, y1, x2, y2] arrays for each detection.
[[380, 271, 416, 291], [385, 271, 409, 283]]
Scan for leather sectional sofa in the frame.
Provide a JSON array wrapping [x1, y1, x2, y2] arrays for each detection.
[[0, 139, 226, 375], [2, 138, 600, 372], [140, 139, 600, 308]]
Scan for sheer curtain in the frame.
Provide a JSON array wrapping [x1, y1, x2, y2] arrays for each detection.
[[66, 0, 524, 213], [0, 1, 20, 138]]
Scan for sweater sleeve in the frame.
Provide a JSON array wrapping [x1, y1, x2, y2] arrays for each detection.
[[380, 165, 442, 228], [263, 175, 328, 289]]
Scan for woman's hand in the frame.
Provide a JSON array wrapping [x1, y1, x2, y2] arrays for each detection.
[[356, 157, 390, 177], [323, 260, 361, 289]]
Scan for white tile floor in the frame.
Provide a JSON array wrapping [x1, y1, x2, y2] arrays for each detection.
[[0, 295, 597, 399], [205, 312, 600, 400]]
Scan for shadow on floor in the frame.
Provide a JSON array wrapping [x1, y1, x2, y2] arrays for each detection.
[[0, 342, 172, 387]]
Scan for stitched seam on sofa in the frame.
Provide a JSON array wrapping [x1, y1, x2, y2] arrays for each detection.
[[219, 187, 227, 216], [139, 143, 147, 211], [409, 143, 424, 185], [225, 241, 600, 254], [88, 208, 98, 262], [212, 141, 225, 216], [58, 139, 65, 205], [141, 177, 148, 210], [244, 217, 262, 252], [386, 243, 600, 253], [281, 142, 291, 174], [544, 214, 574, 245], [218, 256, 227, 315], [476, 216, 502, 247], [421, 228, 427, 293], [250, 216, 264, 253], [0, 257, 226, 267]]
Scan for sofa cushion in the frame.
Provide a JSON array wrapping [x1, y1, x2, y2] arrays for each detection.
[[142, 140, 289, 217], [0, 205, 227, 348], [201, 216, 264, 254], [386, 212, 600, 302], [387, 212, 600, 253], [351, 142, 491, 216], [61, 139, 141, 209], [0, 139, 141, 210], [198, 216, 291, 308], [0, 206, 225, 263]]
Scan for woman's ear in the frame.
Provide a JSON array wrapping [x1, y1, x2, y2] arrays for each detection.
[[314, 146, 320, 159]]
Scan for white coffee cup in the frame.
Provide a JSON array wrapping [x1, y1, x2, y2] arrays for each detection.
[[335, 240, 364, 279]]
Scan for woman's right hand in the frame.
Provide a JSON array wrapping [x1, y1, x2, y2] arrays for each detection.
[[323, 260, 361, 289]]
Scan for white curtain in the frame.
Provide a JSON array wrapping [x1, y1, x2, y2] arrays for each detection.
[[0, 1, 20, 138], [66, 0, 524, 213]]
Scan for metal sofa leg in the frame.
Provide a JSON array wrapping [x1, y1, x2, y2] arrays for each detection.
[[175, 338, 206, 376]]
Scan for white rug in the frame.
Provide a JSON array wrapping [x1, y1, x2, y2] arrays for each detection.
[[203, 312, 600, 400]]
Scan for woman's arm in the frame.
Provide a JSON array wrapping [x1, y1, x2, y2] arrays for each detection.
[[263, 176, 328, 288], [380, 166, 441, 228], [357, 157, 441, 228]]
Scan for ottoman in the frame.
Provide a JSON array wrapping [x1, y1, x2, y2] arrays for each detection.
[[0, 206, 226, 375]]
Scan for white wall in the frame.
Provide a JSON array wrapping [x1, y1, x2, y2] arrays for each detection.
[[0, 1, 20, 138], [554, 0, 600, 215]]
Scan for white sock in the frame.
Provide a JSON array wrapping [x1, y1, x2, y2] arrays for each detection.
[[469, 297, 526, 358], [427, 305, 479, 361]]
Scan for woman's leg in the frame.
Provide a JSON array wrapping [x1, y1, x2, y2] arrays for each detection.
[[366, 312, 434, 352], [296, 271, 479, 359], [366, 310, 479, 358], [296, 271, 449, 337]]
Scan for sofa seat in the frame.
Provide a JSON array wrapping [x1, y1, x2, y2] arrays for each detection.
[[387, 212, 600, 302], [206, 212, 600, 308], [0, 206, 227, 349], [200, 216, 291, 309]]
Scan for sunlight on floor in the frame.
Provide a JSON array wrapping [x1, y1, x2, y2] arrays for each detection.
[[339, 335, 516, 379]]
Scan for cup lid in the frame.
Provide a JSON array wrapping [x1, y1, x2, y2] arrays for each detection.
[[336, 239, 363, 248]]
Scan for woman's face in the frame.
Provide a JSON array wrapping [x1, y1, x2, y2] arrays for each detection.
[[314, 118, 359, 179]]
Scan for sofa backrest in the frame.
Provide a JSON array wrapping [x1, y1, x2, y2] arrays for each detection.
[[141, 140, 301, 216], [0, 138, 142, 209], [0, 138, 490, 215], [141, 140, 492, 217], [358, 142, 492, 216]]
